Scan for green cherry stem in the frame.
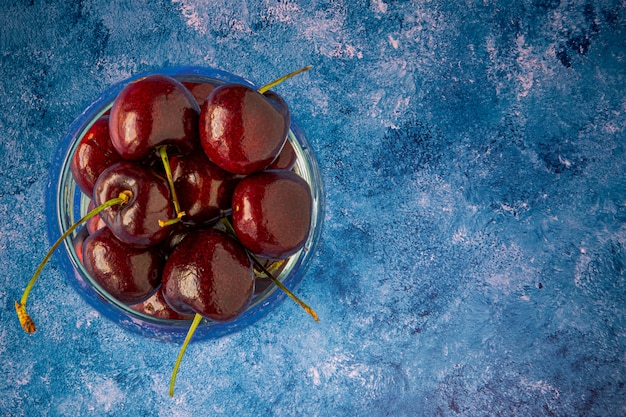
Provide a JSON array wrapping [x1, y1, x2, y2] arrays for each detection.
[[219, 217, 319, 322], [168, 216, 319, 397], [15, 191, 132, 333], [257, 65, 312, 95], [251, 256, 319, 322], [169, 312, 203, 397], [157, 145, 186, 227]]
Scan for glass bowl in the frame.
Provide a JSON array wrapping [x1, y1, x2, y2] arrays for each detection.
[[46, 66, 324, 342]]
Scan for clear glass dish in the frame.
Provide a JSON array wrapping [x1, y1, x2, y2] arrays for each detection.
[[46, 66, 324, 342]]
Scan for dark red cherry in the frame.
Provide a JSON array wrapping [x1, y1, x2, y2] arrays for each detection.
[[109, 74, 200, 161], [268, 139, 297, 171], [169, 152, 241, 225], [232, 170, 312, 260], [93, 161, 175, 247], [73, 226, 90, 264], [182, 81, 218, 107], [70, 115, 122, 196], [159, 222, 198, 254], [199, 84, 290, 175], [131, 287, 194, 320], [162, 228, 254, 321], [82, 227, 163, 305], [85, 200, 107, 234]]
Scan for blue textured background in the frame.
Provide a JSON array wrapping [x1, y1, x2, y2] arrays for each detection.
[[1, 1, 625, 416]]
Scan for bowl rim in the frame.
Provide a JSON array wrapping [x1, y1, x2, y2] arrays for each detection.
[[46, 65, 325, 342]]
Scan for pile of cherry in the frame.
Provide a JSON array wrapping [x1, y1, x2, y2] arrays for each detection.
[[16, 67, 317, 396], [69, 72, 313, 322]]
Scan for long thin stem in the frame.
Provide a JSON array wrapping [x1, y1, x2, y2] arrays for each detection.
[[15, 191, 132, 333], [257, 66, 312, 95], [169, 313, 203, 397], [157, 145, 185, 227], [251, 256, 319, 322], [219, 217, 319, 322]]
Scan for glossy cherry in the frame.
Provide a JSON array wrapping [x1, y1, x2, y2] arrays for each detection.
[[169, 152, 241, 225], [82, 227, 163, 305], [199, 85, 290, 175], [85, 200, 107, 234], [93, 161, 175, 247], [158, 222, 197, 254], [70, 115, 122, 196], [109, 74, 200, 161], [131, 287, 194, 320], [182, 81, 218, 107], [162, 228, 254, 321], [72, 226, 90, 264], [232, 170, 312, 259], [268, 139, 297, 171]]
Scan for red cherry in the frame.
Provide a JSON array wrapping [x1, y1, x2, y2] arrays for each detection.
[[232, 170, 312, 260], [70, 115, 122, 196], [73, 226, 90, 264], [82, 227, 163, 305], [93, 161, 175, 247], [85, 200, 107, 234], [182, 81, 218, 107], [268, 139, 297, 171], [199, 84, 289, 175], [131, 287, 194, 320], [162, 228, 254, 321], [169, 152, 241, 225], [109, 74, 200, 161]]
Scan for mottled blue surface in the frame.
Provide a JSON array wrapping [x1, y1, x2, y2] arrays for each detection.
[[1, 1, 625, 416]]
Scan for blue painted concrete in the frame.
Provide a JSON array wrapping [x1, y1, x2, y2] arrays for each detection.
[[1, 1, 625, 415]]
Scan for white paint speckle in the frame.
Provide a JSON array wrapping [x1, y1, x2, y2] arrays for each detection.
[[388, 34, 399, 49], [371, 0, 388, 14], [310, 366, 321, 386], [172, 0, 207, 34], [85, 376, 125, 413]]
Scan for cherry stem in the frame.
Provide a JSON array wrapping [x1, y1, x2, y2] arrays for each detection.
[[168, 218, 319, 397], [220, 218, 319, 322], [169, 312, 203, 397], [251, 256, 319, 322], [15, 191, 132, 333], [257, 65, 312, 95], [157, 145, 185, 227]]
